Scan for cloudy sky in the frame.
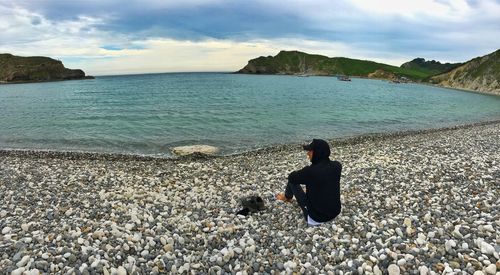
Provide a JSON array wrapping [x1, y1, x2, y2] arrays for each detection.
[[1, 0, 499, 75]]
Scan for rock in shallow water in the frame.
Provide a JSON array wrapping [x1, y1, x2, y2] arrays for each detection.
[[171, 145, 219, 156]]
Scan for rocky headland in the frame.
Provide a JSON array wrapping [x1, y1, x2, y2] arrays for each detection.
[[1, 121, 499, 274], [0, 54, 93, 84], [236, 50, 431, 81], [430, 49, 500, 96], [237, 49, 500, 95]]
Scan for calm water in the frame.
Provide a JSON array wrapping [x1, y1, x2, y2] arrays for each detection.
[[0, 73, 499, 156]]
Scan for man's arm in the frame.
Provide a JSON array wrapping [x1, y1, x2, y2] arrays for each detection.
[[288, 165, 313, 185]]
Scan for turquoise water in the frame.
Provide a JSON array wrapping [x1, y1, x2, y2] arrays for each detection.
[[0, 73, 499, 156]]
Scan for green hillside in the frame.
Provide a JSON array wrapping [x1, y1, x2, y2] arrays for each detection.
[[237, 51, 432, 81]]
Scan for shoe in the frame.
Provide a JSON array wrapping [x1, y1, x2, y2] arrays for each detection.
[[276, 193, 293, 203]]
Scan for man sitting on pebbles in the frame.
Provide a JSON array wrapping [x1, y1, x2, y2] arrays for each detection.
[[276, 139, 342, 226]]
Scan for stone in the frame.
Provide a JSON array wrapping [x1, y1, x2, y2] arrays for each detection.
[[2, 226, 12, 234], [11, 267, 25, 275], [17, 255, 30, 267], [388, 264, 400, 275], [117, 266, 127, 275], [484, 264, 496, 274], [35, 260, 49, 271], [21, 224, 30, 231], [423, 213, 431, 222], [171, 145, 219, 156], [419, 265, 429, 275], [452, 227, 464, 239], [482, 225, 494, 233], [13, 252, 24, 262], [449, 261, 460, 269], [163, 244, 173, 252], [445, 240, 456, 253], [480, 241, 495, 255]]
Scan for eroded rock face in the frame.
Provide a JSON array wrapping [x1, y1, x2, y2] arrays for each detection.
[[368, 69, 397, 80], [171, 145, 219, 156], [430, 49, 500, 95]]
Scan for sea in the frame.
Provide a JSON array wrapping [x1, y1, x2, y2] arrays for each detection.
[[0, 73, 499, 157]]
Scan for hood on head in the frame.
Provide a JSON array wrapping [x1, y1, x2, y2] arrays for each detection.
[[303, 139, 330, 164]]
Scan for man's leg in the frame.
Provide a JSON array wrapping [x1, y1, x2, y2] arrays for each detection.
[[285, 182, 308, 220]]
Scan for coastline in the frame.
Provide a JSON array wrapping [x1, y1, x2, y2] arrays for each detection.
[[415, 81, 500, 97], [236, 72, 500, 97], [1, 121, 499, 274], [0, 76, 95, 85], [1, 119, 499, 161]]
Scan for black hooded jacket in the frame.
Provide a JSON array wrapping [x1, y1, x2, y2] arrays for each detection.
[[288, 139, 342, 222]]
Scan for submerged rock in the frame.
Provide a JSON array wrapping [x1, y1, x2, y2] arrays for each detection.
[[171, 145, 219, 156]]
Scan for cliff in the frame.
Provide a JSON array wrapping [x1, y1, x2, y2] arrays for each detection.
[[0, 53, 93, 84], [401, 58, 462, 76], [367, 69, 397, 80], [237, 50, 430, 81], [429, 49, 500, 95]]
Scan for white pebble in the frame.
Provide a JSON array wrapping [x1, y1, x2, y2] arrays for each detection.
[[419, 265, 429, 275], [387, 264, 400, 275], [11, 267, 25, 275], [423, 213, 431, 222], [480, 241, 495, 255], [452, 226, 463, 238], [484, 264, 496, 274], [116, 266, 127, 275], [482, 224, 494, 233], [284, 261, 297, 270], [16, 255, 30, 267], [2, 226, 12, 234], [21, 224, 30, 231], [445, 240, 456, 253]]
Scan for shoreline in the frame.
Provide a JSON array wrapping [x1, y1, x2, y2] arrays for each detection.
[[235, 72, 500, 97], [1, 119, 499, 162], [1, 120, 499, 274]]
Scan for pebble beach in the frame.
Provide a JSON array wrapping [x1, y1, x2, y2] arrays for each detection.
[[1, 121, 499, 275]]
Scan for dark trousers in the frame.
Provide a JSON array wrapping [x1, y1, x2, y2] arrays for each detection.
[[285, 182, 308, 220]]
